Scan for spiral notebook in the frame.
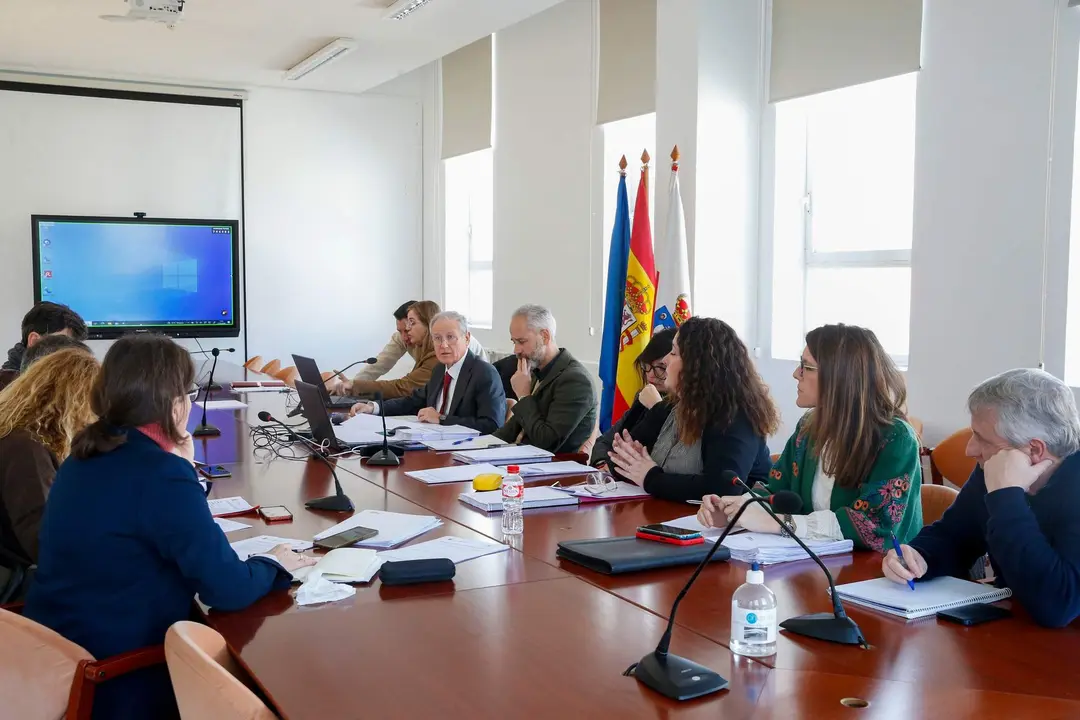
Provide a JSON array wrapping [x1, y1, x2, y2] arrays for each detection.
[[834, 576, 1012, 620]]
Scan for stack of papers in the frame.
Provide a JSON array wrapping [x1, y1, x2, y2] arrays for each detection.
[[405, 460, 594, 485], [423, 435, 507, 451], [394, 424, 479, 441], [313, 510, 443, 549], [451, 445, 554, 465], [292, 548, 383, 584], [214, 517, 252, 534], [720, 532, 853, 565], [207, 496, 257, 517], [555, 481, 651, 502], [231, 535, 313, 560], [332, 414, 391, 445], [377, 536, 508, 565], [459, 486, 580, 512]]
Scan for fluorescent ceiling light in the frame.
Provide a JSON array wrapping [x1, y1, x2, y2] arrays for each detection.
[[385, 0, 434, 20], [284, 38, 357, 81]]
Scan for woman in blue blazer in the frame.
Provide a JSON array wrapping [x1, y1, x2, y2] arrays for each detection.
[[25, 335, 315, 720]]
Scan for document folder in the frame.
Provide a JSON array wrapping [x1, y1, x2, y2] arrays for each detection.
[[555, 536, 730, 575]]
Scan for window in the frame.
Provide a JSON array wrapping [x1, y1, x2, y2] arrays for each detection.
[[444, 147, 494, 328], [770, 73, 917, 362], [601, 112, 655, 287]]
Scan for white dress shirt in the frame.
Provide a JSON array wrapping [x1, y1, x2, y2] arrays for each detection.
[[790, 462, 845, 541], [438, 354, 468, 416]]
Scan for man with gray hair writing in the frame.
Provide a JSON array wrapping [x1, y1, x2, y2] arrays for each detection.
[[884, 368, 1080, 627]]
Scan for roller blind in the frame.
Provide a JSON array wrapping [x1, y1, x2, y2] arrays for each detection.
[[597, 0, 657, 125], [441, 35, 492, 160], [769, 0, 922, 103]]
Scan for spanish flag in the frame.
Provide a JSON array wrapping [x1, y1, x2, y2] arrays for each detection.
[[613, 152, 657, 423]]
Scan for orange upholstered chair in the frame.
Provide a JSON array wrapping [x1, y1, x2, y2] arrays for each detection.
[[921, 483, 959, 526], [929, 428, 977, 487], [0, 604, 165, 720], [274, 366, 299, 387], [243, 356, 263, 371], [165, 621, 276, 720], [259, 359, 281, 376]]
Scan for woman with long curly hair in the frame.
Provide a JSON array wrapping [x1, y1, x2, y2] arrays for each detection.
[[607, 317, 779, 502], [0, 347, 98, 567], [697, 323, 922, 550]]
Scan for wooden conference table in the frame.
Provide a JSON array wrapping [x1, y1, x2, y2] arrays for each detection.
[[192, 362, 1080, 719]]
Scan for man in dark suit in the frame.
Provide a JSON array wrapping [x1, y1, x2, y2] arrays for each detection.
[[350, 311, 505, 434], [494, 304, 598, 453]]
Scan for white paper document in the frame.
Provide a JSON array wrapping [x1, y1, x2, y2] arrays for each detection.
[[665, 514, 731, 540], [313, 510, 443, 549], [459, 486, 580, 512], [720, 532, 853, 565], [231, 386, 287, 394], [291, 548, 383, 584], [378, 536, 509, 565], [331, 415, 387, 445], [406, 463, 505, 485], [207, 496, 256, 517], [557, 481, 651, 502], [451, 445, 554, 465], [202, 399, 248, 410], [213, 517, 252, 534], [423, 435, 507, 452], [230, 535, 313, 561]]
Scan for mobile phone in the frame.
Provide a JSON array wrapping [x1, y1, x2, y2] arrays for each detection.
[[937, 603, 1012, 626], [635, 531, 705, 546], [258, 505, 293, 523], [636, 523, 703, 541], [313, 526, 379, 550], [197, 464, 232, 479]]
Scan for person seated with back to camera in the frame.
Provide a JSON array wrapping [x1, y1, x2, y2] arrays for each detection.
[[328, 300, 441, 401], [24, 334, 317, 720], [590, 327, 675, 470], [696, 323, 923, 548], [349, 310, 506, 434], [0, 301, 88, 392], [491, 305, 598, 454], [604, 317, 775, 502], [348, 300, 489, 384], [884, 368, 1080, 628]]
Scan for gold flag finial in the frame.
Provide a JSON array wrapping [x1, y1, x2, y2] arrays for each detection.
[[671, 145, 680, 163], [641, 149, 651, 165]]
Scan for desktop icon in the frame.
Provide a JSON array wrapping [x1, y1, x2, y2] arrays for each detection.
[[41, 255, 51, 264], [42, 239, 51, 247], [43, 270, 53, 279]]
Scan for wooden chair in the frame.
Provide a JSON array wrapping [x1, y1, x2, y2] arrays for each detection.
[[927, 428, 977, 487], [921, 483, 959, 526], [165, 621, 276, 720], [274, 366, 299, 387], [243, 356, 263, 371], [259, 359, 281, 376], [0, 604, 165, 720]]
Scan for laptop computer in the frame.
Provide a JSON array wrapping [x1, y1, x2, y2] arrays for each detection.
[[292, 354, 361, 410], [294, 380, 372, 453]]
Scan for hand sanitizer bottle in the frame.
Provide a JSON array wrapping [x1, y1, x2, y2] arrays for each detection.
[[730, 561, 778, 657]]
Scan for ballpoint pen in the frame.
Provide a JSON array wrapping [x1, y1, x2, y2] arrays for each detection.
[[452, 436, 476, 446], [890, 533, 916, 590]]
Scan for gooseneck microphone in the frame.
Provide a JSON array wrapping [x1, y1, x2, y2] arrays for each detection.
[[727, 474, 867, 648], [258, 411, 354, 512], [195, 347, 235, 391], [364, 391, 401, 467], [627, 485, 803, 701], [322, 357, 379, 388], [192, 348, 226, 437]]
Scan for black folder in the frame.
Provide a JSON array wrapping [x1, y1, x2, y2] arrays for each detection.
[[555, 536, 730, 575]]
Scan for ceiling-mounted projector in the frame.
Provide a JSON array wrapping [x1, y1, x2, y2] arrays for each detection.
[[101, 0, 186, 29]]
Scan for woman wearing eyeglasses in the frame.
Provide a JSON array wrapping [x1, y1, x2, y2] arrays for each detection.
[[25, 335, 316, 720], [604, 317, 777, 502], [590, 328, 675, 469], [697, 323, 923, 549]]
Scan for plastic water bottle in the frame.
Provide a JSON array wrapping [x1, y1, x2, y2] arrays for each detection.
[[500, 465, 524, 535], [729, 562, 777, 657]]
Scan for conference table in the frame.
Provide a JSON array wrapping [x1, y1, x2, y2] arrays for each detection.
[[191, 361, 1080, 719]]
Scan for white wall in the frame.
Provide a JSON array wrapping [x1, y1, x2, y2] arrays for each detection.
[[243, 86, 423, 371]]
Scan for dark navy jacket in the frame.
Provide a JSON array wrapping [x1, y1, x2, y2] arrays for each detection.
[[25, 428, 291, 719]]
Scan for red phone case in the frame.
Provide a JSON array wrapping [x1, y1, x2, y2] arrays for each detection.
[[635, 530, 705, 546]]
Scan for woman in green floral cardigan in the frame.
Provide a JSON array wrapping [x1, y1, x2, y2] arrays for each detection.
[[697, 324, 922, 551]]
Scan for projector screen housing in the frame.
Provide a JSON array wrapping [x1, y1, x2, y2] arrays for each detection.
[[31, 214, 241, 340]]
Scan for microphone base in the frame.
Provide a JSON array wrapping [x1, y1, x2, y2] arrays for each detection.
[[365, 448, 401, 467], [629, 651, 728, 701], [780, 612, 867, 646], [305, 494, 355, 513], [286, 404, 304, 419], [191, 424, 221, 438]]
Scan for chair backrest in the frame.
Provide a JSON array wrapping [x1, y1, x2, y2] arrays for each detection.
[[274, 366, 299, 387], [259, 359, 281, 376], [0, 608, 93, 720], [165, 621, 276, 720], [243, 356, 263, 371], [921, 483, 959, 526], [931, 428, 977, 487]]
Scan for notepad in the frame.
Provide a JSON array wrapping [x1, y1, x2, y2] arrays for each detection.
[[451, 445, 554, 465], [313, 510, 443, 549], [377, 536, 509, 565], [834, 576, 1013, 620], [291, 548, 383, 584], [459, 486, 580, 512], [207, 496, 257, 517]]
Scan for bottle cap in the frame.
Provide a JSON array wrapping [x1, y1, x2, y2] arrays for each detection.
[[747, 561, 764, 584], [506, 465, 520, 474]]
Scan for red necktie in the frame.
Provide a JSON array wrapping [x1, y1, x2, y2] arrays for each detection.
[[439, 371, 452, 414]]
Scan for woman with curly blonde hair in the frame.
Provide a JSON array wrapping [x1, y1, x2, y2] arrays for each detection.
[[0, 347, 98, 565], [607, 317, 779, 502]]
